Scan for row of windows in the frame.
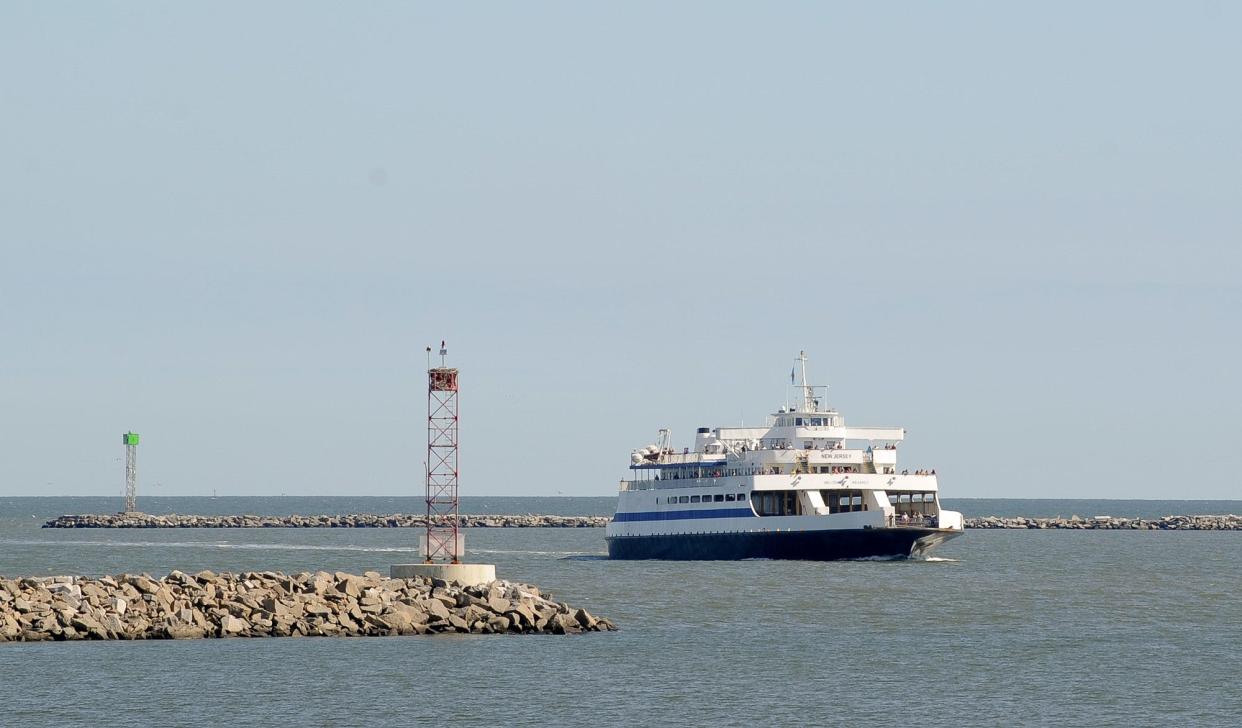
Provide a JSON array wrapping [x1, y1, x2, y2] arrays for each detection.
[[890, 491, 937, 515], [660, 493, 743, 505], [657, 490, 867, 515], [824, 490, 868, 514], [654, 465, 868, 480], [776, 416, 842, 427], [653, 468, 764, 480], [888, 492, 935, 503], [654, 490, 936, 512]]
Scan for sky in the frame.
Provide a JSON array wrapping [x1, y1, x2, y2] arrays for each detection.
[[1, 1, 1239, 499]]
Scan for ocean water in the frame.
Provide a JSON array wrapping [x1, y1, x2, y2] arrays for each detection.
[[2, 497, 1240, 727]]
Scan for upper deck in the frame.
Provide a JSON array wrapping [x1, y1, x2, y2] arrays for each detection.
[[619, 471, 940, 493], [625, 351, 936, 492]]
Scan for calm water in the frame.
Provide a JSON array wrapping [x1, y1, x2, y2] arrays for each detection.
[[2, 497, 1240, 727]]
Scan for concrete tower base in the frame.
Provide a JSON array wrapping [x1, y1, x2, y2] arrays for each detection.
[[390, 563, 496, 586]]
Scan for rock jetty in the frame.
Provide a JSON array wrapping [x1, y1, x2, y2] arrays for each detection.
[[0, 570, 615, 642], [42, 513, 1242, 530], [43, 513, 611, 529], [964, 514, 1242, 530]]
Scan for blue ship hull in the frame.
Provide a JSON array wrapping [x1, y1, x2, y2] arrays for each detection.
[[606, 527, 959, 561]]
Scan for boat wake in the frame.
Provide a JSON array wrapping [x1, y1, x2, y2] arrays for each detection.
[[471, 548, 603, 558], [0, 538, 420, 554], [844, 554, 959, 563], [212, 543, 420, 554], [5, 538, 608, 559]]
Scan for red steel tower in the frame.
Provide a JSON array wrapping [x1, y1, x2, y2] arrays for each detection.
[[424, 341, 461, 563]]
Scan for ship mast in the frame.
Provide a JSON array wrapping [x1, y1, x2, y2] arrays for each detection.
[[797, 350, 815, 412]]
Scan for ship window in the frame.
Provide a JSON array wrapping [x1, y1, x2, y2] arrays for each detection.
[[714, 494, 724, 502], [823, 489, 867, 513], [725, 494, 735, 501], [690, 495, 700, 503], [750, 490, 803, 516], [678, 496, 689, 504], [795, 418, 804, 425]]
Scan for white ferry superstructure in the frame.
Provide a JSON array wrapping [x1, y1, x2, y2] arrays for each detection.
[[605, 353, 964, 560]]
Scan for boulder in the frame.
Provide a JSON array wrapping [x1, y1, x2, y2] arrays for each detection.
[[511, 603, 537, 627], [303, 602, 333, 617], [101, 614, 127, 636], [260, 597, 293, 618], [335, 573, 363, 598], [463, 605, 490, 625], [421, 598, 451, 621], [166, 623, 207, 640]]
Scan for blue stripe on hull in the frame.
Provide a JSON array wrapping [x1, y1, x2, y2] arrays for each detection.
[[605, 528, 960, 561]]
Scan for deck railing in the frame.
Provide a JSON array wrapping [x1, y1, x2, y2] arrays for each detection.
[[887, 514, 938, 528]]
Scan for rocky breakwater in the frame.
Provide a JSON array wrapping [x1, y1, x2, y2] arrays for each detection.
[[43, 513, 612, 529], [965, 514, 1242, 530], [0, 570, 615, 642]]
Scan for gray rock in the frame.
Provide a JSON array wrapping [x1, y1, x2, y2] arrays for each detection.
[[220, 615, 249, 635], [421, 598, 451, 621]]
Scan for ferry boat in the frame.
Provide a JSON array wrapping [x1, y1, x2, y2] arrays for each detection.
[[606, 353, 964, 560]]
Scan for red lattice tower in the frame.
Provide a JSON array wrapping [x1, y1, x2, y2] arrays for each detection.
[[424, 341, 461, 563]]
